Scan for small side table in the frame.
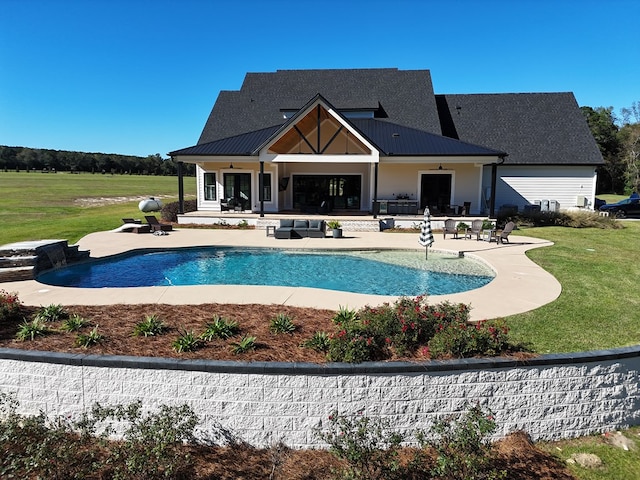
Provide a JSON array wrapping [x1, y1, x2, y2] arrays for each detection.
[[482, 229, 496, 242], [266, 225, 276, 237]]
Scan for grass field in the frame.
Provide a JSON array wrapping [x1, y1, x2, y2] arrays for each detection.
[[0, 171, 196, 244], [2, 170, 640, 354], [506, 222, 640, 353], [3, 172, 640, 479]]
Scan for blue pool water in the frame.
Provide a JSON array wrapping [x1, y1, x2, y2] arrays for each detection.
[[37, 248, 494, 296]]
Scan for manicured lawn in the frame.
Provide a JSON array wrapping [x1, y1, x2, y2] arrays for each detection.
[[0, 172, 196, 244], [3, 170, 640, 355], [507, 222, 640, 353]]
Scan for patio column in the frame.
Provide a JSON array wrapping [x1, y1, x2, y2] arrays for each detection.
[[259, 160, 264, 217], [175, 158, 184, 215], [489, 162, 498, 217], [373, 162, 379, 219]]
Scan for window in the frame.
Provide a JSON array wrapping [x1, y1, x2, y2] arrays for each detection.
[[204, 173, 216, 201], [261, 173, 272, 202]]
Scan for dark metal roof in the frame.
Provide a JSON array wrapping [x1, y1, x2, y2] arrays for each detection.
[[170, 119, 505, 158], [197, 69, 442, 144], [169, 126, 280, 156], [436, 93, 604, 166]]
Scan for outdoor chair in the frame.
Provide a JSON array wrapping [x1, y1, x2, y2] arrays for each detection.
[[465, 219, 483, 241], [442, 218, 459, 239], [144, 215, 173, 232], [119, 218, 150, 234], [490, 221, 515, 244]]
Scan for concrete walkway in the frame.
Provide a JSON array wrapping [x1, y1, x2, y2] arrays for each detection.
[[2, 228, 561, 321]]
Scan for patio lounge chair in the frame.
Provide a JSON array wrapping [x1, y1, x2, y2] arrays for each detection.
[[443, 218, 459, 239], [118, 218, 150, 234], [490, 221, 515, 244], [465, 219, 483, 241], [144, 215, 173, 232]]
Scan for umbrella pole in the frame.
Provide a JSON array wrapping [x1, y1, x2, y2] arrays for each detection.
[[425, 246, 428, 259]]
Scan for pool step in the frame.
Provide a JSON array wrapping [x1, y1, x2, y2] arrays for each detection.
[[0, 240, 90, 283]]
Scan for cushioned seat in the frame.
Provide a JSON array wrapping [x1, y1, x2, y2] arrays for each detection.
[[307, 219, 326, 238], [274, 219, 326, 239], [275, 219, 294, 239], [292, 219, 309, 238]]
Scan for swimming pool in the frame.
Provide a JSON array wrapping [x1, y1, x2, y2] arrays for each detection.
[[37, 247, 495, 296]]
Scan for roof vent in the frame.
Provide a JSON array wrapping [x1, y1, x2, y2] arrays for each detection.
[[392, 133, 400, 137]]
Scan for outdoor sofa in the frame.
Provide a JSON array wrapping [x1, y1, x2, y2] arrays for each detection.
[[275, 219, 326, 239]]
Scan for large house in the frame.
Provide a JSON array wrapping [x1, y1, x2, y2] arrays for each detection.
[[169, 68, 603, 220]]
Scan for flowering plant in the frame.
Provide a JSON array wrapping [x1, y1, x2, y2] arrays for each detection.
[[0, 290, 22, 322]]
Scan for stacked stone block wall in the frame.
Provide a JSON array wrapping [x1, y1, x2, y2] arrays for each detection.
[[1, 347, 639, 448]]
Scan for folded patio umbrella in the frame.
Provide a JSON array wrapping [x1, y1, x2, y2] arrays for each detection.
[[418, 207, 435, 259]]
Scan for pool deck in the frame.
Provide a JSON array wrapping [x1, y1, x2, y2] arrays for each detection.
[[2, 228, 561, 321]]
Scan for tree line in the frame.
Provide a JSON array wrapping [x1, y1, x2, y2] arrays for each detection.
[[0, 146, 195, 176], [582, 101, 640, 195]]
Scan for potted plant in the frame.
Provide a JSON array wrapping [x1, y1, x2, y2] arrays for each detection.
[[327, 220, 342, 238]]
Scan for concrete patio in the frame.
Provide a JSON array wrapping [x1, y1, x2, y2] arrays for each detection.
[[1, 228, 561, 321]]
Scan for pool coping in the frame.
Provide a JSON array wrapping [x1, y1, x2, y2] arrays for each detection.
[[1, 228, 561, 321]]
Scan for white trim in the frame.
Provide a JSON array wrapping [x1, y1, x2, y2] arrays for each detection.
[[258, 98, 380, 164], [263, 153, 378, 164]]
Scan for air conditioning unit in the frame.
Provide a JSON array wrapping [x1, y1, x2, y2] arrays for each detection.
[[540, 200, 549, 212], [576, 195, 587, 207]]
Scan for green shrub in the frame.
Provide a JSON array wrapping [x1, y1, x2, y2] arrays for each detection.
[[200, 315, 239, 340], [328, 330, 379, 363], [0, 290, 22, 322], [428, 404, 506, 480], [75, 326, 103, 348], [332, 305, 358, 325], [327, 297, 475, 362], [34, 303, 68, 322], [269, 313, 296, 334], [302, 331, 331, 352], [15, 318, 49, 341], [132, 314, 168, 337], [427, 319, 511, 359], [231, 334, 257, 354], [59, 313, 89, 332], [160, 199, 197, 222], [482, 219, 495, 230], [504, 210, 622, 229], [90, 401, 198, 479], [0, 392, 99, 479], [172, 328, 203, 352], [0, 394, 198, 480], [314, 410, 404, 479]]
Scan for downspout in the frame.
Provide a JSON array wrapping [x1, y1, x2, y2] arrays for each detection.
[[259, 160, 264, 217], [373, 162, 379, 219]]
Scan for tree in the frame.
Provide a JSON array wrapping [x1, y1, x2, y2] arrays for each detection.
[[620, 101, 640, 194], [581, 106, 625, 193]]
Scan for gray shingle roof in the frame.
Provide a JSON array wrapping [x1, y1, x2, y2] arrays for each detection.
[[172, 68, 603, 167], [197, 68, 442, 144], [350, 119, 505, 157], [436, 93, 603, 165]]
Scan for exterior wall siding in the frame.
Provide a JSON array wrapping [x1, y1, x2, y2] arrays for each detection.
[[485, 165, 597, 212], [2, 347, 640, 449]]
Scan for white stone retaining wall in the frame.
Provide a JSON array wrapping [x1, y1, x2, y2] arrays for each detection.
[[1, 347, 640, 448]]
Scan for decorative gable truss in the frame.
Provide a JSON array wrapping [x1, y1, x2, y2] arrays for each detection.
[[258, 96, 379, 164]]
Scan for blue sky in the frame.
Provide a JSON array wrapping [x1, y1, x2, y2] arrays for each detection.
[[1, 0, 638, 157]]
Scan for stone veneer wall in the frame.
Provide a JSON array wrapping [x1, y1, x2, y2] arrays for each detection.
[[1, 347, 640, 448]]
